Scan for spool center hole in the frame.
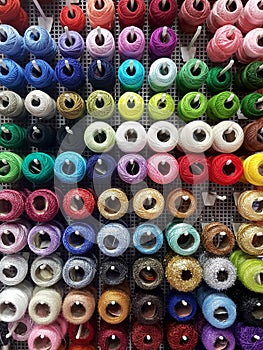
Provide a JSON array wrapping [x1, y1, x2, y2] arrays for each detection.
[[33, 196, 47, 212], [158, 161, 170, 175], [193, 129, 206, 142], [3, 265, 17, 278], [157, 129, 170, 142], [32, 66, 42, 78], [95, 65, 105, 77], [144, 335, 152, 344], [139, 232, 157, 250], [69, 266, 85, 282], [139, 267, 157, 284], [63, 64, 73, 76], [174, 196, 191, 213], [213, 234, 229, 249], [69, 232, 85, 247], [214, 337, 229, 350], [0, 302, 16, 317], [70, 196, 84, 212], [258, 36, 263, 47], [190, 162, 204, 175], [36, 265, 53, 281], [96, 98, 105, 108], [15, 322, 27, 336], [175, 300, 192, 317], [180, 336, 189, 345], [32, 98, 40, 107], [158, 0, 170, 11], [191, 66, 201, 76], [252, 234, 263, 247], [190, 99, 200, 109], [160, 66, 169, 75], [126, 160, 139, 175], [2, 98, 9, 107], [34, 335, 51, 350], [71, 302, 85, 317], [1, 231, 15, 246], [252, 304, 263, 320], [103, 235, 120, 250], [0, 31, 6, 42], [34, 231, 51, 250], [65, 37, 75, 47], [127, 99, 135, 109], [217, 270, 229, 282], [127, 32, 137, 43], [0, 160, 10, 175], [94, 159, 107, 175], [194, 0, 204, 10], [95, 0, 105, 9], [214, 307, 228, 322], [224, 99, 233, 109], [217, 72, 227, 82], [106, 335, 121, 350], [68, 9, 76, 18], [0, 199, 11, 214], [105, 197, 121, 214], [161, 32, 170, 43], [181, 269, 192, 281], [94, 130, 106, 143], [143, 197, 157, 210], [35, 303, 50, 317], [65, 98, 75, 109], [32, 128, 42, 140], [0, 66, 9, 75], [62, 160, 76, 175], [106, 302, 121, 317], [141, 301, 157, 320], [96, 34, 105, 46], [29, 160, 42, 174], [127, 66, 136, 76], [125, 129, 137, 142], [223, 130, 236, 142], [127, 0, 138, 11], [106, 266, 120, 280], [1, 129, 12, 141], [257, 0, 263, 9], [252, 199, 263, 213], [158, 100, 166, 109], [255, 272, 263, 285], [177, 234, 194, 249], [222, 162, 235, 176]]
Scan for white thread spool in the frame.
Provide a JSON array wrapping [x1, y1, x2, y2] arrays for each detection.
[[0, 91, 26, 119], [178, 121, 213, 153], [30, 254, 63, 287], [212, 121, 244, 153], [116, 121, 147, 153], [0, 254, 28, 286], [147, 121, 179, 152], [24, 90, 56, 119]]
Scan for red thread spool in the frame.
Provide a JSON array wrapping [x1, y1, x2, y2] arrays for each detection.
[[68, 346, 95, 350], [68, 321, 95, 345], [0, 189, 25, 221], [0, 0, 28, 34], [60, 5, 86, 32], [118, 0, 146, 29], [25, 189, 59, 222], [209, 154, 243, 185], [148, 0, 178, 30], [178, 0, 210, 33], [63, 188, 96, 219], [98, 322, 129, 350], [167, 323, 198, 350], [131, 321, 163, 350], [178, 154, 209, 184]]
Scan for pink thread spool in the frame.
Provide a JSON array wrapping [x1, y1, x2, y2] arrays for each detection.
[[8, 314, 34, 342], [147, 153, 179, 185], [178, 0, 211, 33], [0, 190, 25, 221], [236, 0, 263, 33], [236, 28, 263, 64]]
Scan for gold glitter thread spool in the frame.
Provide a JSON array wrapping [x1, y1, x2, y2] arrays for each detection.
[[98, 284, 130, 324], [236, 223, 263, 255], [57, 92, 86, 120], [166, 188, 197, 219], [237, 190, 263, 221], [97, 188, 129, 220], [165, 255, 203, 292], [133, 188, 164, 220], [133, 257, 164, 290], [201, 222, 235, 256], [62, 287, 96, 324]]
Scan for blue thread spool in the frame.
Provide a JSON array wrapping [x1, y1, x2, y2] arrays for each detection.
[[63, 222, 95, 255], [54, 151, 87, 184], [86, 154, 116, 184], [88, 59, 115, 92], [133, 223, 163, 255], [55, 58, 85, 90], [25, 59, 56, 91], [0, 58, 26, 92], [0, 24, 28, 62], [148, 57, 177, 92], [118, 59, 145, 91], [168, 291, 197, 322]]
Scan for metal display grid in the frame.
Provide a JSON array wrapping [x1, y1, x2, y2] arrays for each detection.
[[0, 0, 252, 348]]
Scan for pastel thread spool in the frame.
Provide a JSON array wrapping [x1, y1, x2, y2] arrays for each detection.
[[212, 121, 244, 153], [86, 154, 116, 184], [209, 154, 243, 185], [116, 121, 147, 152], [22, 152, 54, 184], [118, 93, 144, 121], [24, 26, 57, 61], [27, 123, 56, 149], [118, 0, 146, 29], [25, 189, 59, 222], [236, 223, 263, 255], [236, 28, 263, 64], [235, 323, 263, 350], [8, 314, 34, 342], [100, 257, 128, 286], [148, 58, 177, 92], [63, 222, 95, 255], [0, 58, 26, 92], [133, 257, 164, 290], [58, 30, 85, 59], [118, 26, 145, 61], [30, 254, 63, 287], [177, 92, 207, 122], [0, 123, 26, 149], [97, 188, 129, 220], [147, 153, 179, 184], [24, 90, 56, 119], [201, 323, 236, 350], [97, 223, 130, 257], [133, 291, 163, 325], [59, 4, 86, 32], [166, 189, 197, 218], [86, 90, 115, 120], [240, 93, 263, 119], [88, 59, 115, 92], [149, 27, 177, 60], [0, 281, 33, 322], [148, 0, 178, 30], [118, 59, 145, 91], [168, 291, 197, 322], [99, 322, 128, 350], [166, 222, 200, 256], [62, 255, 97, 289], [178, 0, 211, 33], [0, 24, 28, 62], [147, 121, 178, 152], [86, 28, 115, 61], [133, 188, 165, 220], [178, 154, 209, 184], [133, 223, 163, 255], [0, 91, 26, 119], [0, 220, 30, 254], [25, 59, 56, 91], [0, 151, 23, 183], [176, 58, 209, 95], [243, 154, 263, 186], [57, 92, 86, 120], [117, 153, 147, 184], [62, 188, 95, 220], [206, 66, 232, 94], [84, 122, 116, 152], [54, 151, 87, 184], [0, 254, 28, 286], [237, 190, 263, 222], [87, 0, 115, 30], [235, 61, 263, 92], [236, 0, 263, 33], [148, 93, 175, 120], [206, 91, 240, 120], [178, 121, 213, 153], [55, 58, 85, 90]]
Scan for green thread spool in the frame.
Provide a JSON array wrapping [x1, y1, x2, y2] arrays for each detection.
[[148, 93, 175, 120], [86, 90, 115, 120], [235, 61, 263, 92], [177, 92, 207, 122], [57, 92, 86, 120], [206, 91, 240, 121], [0, 152, 23, 183], [84, 121, 116, 153], [118, 92, 144, 121], [0, 123, 26, 149], [22, 152, 55, 184], [230, 250, 263, 293], [240, 93, 263, 120], [206, 66, 232, 95], [176, 58, 209, 95]]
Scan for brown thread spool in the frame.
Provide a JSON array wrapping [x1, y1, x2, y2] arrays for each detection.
[[133, 188, 164, 219], [238, 190, 263, 221], [236, 223, 263, 255], [166, 189, 197, 218], [98, 284, 130, 324], [62, 287, 96, 324], [133, 257, 164, 290], [165, 254, 203, 292], [201, 222, 235, 256], [57, 92, 86, 120], [97, 188, 129, 220], [243, 119, 263, 153], [133, 291, 163, 325]]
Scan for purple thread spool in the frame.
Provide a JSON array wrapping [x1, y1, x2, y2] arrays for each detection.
[[58, 30, 85, 59], [149, 27, 177, 60], [235, 322, 263, 350], [201, 323, 235, 350], [117, 153, 147, 184], [118, 26, 145, 61]]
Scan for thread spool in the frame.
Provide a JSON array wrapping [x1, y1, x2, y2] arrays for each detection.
[[68, 321, 95, 345], [118, 59, 145, 91], [117, 154, 147, 184], [58, 29, 85, 59], [0, 151, 23, 183], [118, 0, 146, 29], [131, 321, 163, 350], [60, 4, 86, 32], [98, 322, 128, 350], [238, 291, 263, 327], [8, 314, 34, 342], [166, 189, 197, 218], [100, 257, 128, 285], [178, 0, 211, 33], [149, 27, 177, 60], [31, 254, 63, 287], [201, 323, 236, 350], [235, 322, 263, 350], [148, 93, 175, 120], [63, 223, 95, 255], [57, 92, 86, 120], [0, 123, 26, 149], [178, 154, 209, 184], [243, 154, 263, 186], [206, 65, 233, 94], [55, 58, 85, 90], [0, 91, 26, 119], [25, 59, 56, 91], [235, 61, 263, 91], [57, 124, 86, 153], [148, 0, 178, 30], [97, 222, 130, 257], [148, 58, 177, 92], [212, 121, 244, 153], [87, 0, 115, 30], [0, 0, 28, 34], [25, 189, 59, 222], [133, 291, 163, 325], [133, 257, 164, 290], [168, 291, 197, 322], [177, 92, 207, 122], [0, 220, 30, 254], [62, 188, 96, 220], [25, 90, 56, 119], [133, 223, 164, 255], [22, 152, 54, 184], [166, 222, 200, 255], [62, 287, 96, 324], [116, 121, 147, 152], [0, 24, 28, 62], [0, 189, 24, 221], [167, 323, 199, 350], [97, 188, 129, 220], [241, 93, 263, 120], [236, 28, 263, 64], [88, 59, 115, 92], [27, 123, 56, 149], [86, 27, 115, 61], [118, 26, 145, 61], [238, 190, 263, 221], [0, 254, 28, 286], [86, 90, 115, 120], [54, 151, 87, 184], [84, 122, 116, 152], [0, 58, 26, 92], [236, 0, 263, 33], [133, 188, 164, 220], [243, 120, 263, 153], [207, 91, 240, 120], [86, 154, 116, 184], [147, 153, 178, 185], [236, 223, 263, 256], [209, 154, 244, 185], [147, 121, 178, 152]]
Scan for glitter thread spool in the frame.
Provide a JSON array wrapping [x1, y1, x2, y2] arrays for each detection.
[[62, 222, 95, 255], [133, 188, 165, 220], [68, 321, 96, 345], [133, 223, 164, 255], [62, 188, 96, 220], [235, 322, 263, 350], [167, 322, 199, 350], [30, 254, 63, 287], [133, 291, 163, 325], [98, 322, 128, 350], [0, 220, 30, 254], [97, 223, 130, 257], [97, 188, 129, 220], [131, 321, 163, 350], [168, 291, 197, 322], [166, 189, 197, 218], [133, 257, 164, 290], [237, 190, 263, 221], [236, 223, 263, 256], [201, 323, 236, 350], [100, 257, 128, 286]]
